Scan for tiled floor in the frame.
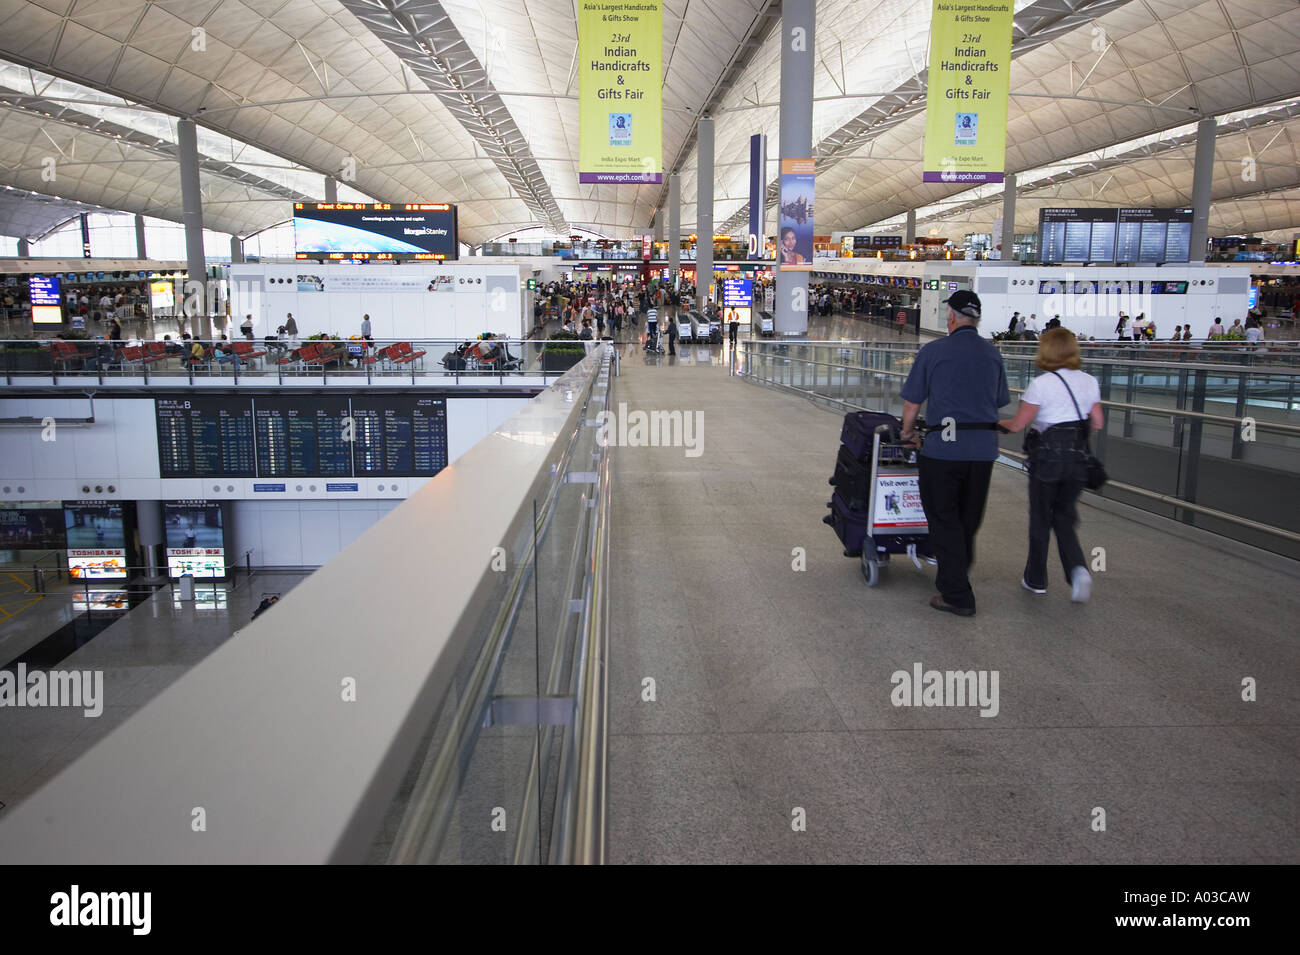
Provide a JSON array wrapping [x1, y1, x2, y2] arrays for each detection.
[[0, 573, 308, 815], [605, 330, 1300, 864]]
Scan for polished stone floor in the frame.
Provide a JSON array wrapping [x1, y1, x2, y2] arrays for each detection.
[[605, 329, 1299, 864], [0, 573, 308, 814]]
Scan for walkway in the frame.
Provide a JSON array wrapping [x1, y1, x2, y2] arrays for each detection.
[[606, 337, 1299, 864]]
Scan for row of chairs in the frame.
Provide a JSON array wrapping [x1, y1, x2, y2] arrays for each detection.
[[49, 339, 429, 375]]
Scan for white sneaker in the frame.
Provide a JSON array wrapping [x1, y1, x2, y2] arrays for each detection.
[[1021, 579, 1047, 594], [1071, 567, 1092, 603]]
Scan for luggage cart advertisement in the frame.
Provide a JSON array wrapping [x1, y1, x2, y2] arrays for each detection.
[[872, 474, 926, 529]]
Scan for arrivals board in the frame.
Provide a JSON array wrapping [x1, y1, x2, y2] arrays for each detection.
[[349, 396, 448, 477], [253, 396, 353, 477], [157, 396, 449, 479], [156, 398, 256, 478]]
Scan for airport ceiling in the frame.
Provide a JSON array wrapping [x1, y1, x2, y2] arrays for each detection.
[[0, 0, 1297, 246]]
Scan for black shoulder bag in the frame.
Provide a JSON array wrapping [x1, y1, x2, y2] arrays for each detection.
[[1051, 371, 1108, 490]]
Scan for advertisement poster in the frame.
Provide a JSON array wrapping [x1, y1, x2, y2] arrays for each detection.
[[578, 1, 663, 184], [150, 281, 175, 310], [778, 158, 815, 270], [922, 0, 1014, 183], [872, 475, 927, 529], [293, 203, 459, 259], [64, 501, 128, 579], [0, 502, 66, 552], [164, 501, 226, 579]]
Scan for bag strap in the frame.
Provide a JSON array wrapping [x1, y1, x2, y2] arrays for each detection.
[[1051, 371, 1087, 422]]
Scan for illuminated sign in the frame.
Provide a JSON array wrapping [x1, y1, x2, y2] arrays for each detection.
[[64, 501, 127, 580], [164, 501, 225, 579], [150, 281, 174, 309]]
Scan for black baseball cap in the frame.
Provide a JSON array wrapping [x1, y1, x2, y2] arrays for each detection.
[[943, 290, 981, 320]]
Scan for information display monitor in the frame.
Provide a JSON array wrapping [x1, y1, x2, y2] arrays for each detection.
[[29, 275, 63, 324], [156, 398, 256, 478], [721, 278, 754, 326], [64, 501, 129, 579], [164, 501, 226, 579]]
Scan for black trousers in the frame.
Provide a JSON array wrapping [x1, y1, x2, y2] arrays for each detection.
[[917, 457, 994, 610], [1024, 477, 1086, 590]]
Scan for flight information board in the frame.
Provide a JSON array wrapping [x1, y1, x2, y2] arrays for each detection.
[[254, 397, 353, 477], [157, 398, 256, 477], [157, 396, 448, 479], [1040, 207, 1194, 262], [349, 396, 448, 477]]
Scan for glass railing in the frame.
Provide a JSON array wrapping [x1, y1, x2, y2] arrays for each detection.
[[0, 338, 602, 385], [0, 346, 617, 864], [738, 339, 1300, 560]]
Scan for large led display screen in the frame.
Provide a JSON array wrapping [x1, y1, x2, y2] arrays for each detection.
[[64, 501, 128, 579], [293, 203, 459, 260], [157, 396, 449, 479], [164, 501, 226, 579]]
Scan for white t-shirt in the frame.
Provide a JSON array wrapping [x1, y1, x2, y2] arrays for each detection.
[[1245, 326, 1263, 343], [1023, 369, 1101, 431]]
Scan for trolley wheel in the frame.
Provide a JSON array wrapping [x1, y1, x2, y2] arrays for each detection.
[[861, 553, 881, 587]]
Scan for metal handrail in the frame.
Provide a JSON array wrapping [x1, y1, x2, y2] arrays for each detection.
[[742, 366, 1300, 546], [740, 344, 1300, 436]]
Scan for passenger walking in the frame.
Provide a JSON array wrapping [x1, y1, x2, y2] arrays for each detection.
[[998, 328, 1103, 603], [729, 316, 739, 346], [666, 313, 677, 356], [360, 313, 372, 343], [240, 314, 255, 340], [285, 313, 298, 336], [899, 290, 1010, 617]]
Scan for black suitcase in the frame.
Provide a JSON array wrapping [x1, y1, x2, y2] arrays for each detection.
[[822, 490, 869, 558], [840, 411, 899, 460], [828, 445, 872, 511]]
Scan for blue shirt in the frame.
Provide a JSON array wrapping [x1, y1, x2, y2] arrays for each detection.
[[900, 325, 1011, 461]]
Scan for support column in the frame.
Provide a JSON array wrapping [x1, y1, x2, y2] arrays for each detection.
[[775, 0, 814, 335], [654, 211, 664, 243], [668, 174, 681, 281], [177, 119, 210, 339], [16, 238, 30, 257], [904, 210, 917, 245], [1000, 173, 1017, 263], [230, 236, 245, 264], [1189, 117, 1217, 263], [324, 176, 338, 203], [134, 214, 147, 259], [136, 500, 165, 584], [696, 116, 714, 312]]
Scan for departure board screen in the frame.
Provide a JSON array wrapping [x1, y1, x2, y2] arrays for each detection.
[[253, 397, 353, 477], [156, 398, 256, 477], [1041, 207, 1194, 262], [157, 396, 449, 479], [349, 396, 448, 477]]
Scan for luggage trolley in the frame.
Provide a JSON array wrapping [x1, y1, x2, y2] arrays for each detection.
[[824, 412, 934, 588], [859, 424, 933, 587]]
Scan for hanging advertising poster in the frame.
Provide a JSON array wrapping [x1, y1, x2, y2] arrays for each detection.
[[778, 159, 815, 271], [748, 134, 766, 259], [578, 1, 663, 184], [922, 0, 1014, 183]]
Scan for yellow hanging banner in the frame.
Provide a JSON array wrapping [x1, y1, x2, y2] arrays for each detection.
[[578, 1, 663, 184], [922, 0, 1014, 184]]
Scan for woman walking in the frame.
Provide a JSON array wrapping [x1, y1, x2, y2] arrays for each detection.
[[998, 328, 1104, 603]]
